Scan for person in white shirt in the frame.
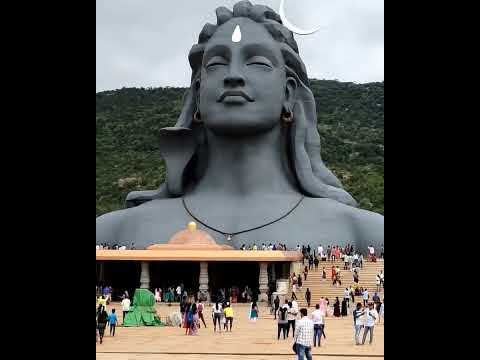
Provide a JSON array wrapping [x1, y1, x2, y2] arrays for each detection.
[[344, 287, 351, 308], [368, 245, 375, 261], [362, 289, 369, 306], [176, 286, 182, 302], [352, 303, 364, 345], [362, 303, 378, 345], [287, 301, 298, 338], [121, 296, 131, 325], [311, 304, 325, 347], [212, 302, 223, 332], [379, 270, 384, 289], [294, 308, 314, 360], [378, 300, 384, 324], [318, 245, 324, 258]]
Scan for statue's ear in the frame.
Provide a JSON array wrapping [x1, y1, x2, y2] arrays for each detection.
[[284, 76, 298, 110]]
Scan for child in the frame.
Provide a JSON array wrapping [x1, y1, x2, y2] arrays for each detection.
[[108, 309, 118, 336]]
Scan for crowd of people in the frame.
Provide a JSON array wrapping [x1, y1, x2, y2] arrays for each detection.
[[240, 243, 289, 251], [96, 243, 136, 250]]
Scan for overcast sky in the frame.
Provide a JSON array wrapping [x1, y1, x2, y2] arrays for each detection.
[[96, 0, 383, 92]]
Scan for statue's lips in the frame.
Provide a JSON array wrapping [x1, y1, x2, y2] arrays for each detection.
[[217, 91, 254, 104]]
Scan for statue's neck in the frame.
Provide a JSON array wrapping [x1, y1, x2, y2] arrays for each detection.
[[194, 126, 298, 197]]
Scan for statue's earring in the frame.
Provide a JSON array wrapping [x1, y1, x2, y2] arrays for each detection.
[[193, 110, 202, 123], [282, 106, 294, 123]]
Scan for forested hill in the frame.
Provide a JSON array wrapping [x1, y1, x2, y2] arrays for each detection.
[[96, 79, 384, 216]]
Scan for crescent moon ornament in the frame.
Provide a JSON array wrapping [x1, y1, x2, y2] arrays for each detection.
[[279, 0, 325, 35]]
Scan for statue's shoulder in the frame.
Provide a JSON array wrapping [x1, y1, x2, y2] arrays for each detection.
[[345, 204, 384, 247], [96, 208, 129, 244], [300, 197, 383, 246], [96, 198, 186, 246]]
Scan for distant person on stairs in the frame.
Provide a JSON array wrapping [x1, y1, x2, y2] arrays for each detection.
[[314, 256, 319, 270], [305, 288, 311, 307], [333, 297, 341, 317], [362, 289, 369, 307], [318, 244, 324, 259], [291, 283, 298, 300], [344, 287, 351, 308], [341, 298, 348, 317], [274, 295, 280, 320], [277, 305, 288, 340]]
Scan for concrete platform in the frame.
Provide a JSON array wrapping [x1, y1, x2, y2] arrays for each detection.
[[96, 303, 384, 360]]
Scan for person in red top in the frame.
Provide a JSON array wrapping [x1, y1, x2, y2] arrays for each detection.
[[331, 266, 336, 282], [197, 302, 207, 328], [335, 247, 341, 260]]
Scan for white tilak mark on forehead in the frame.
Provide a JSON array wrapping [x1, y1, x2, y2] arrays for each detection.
[[232, 25, 241, 43]]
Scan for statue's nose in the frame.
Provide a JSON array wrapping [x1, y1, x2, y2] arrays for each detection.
[[224, 74, 245, 87]]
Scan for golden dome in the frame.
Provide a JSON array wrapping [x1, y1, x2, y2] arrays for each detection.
[[147, 222, 233, 250]]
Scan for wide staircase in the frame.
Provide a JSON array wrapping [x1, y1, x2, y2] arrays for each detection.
[[287, 259, 384, 308]]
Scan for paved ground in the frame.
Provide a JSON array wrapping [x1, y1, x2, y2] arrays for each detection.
[[96, 303, 384, 360]]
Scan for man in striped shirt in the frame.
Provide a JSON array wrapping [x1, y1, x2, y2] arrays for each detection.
[[294, 308, 314, 360]]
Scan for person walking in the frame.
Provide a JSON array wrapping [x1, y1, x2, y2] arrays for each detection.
[[376, 274, 381, 292], [121, 296, 130, 325], [287, 301, 298, 338], [344, 287, 350, 308], [294, 308, 314, 360], [322, 267, 326, 281], [197, 301, 207, 328], [311, 304, 324, 347], [96, 305, 108, 344], [304, 266, 309, 281], [305, 288, 311, 308], [362, 289, 369, 307], [212, 302, 223, 332], [154, 288, 162, 303], [314, 256, 319, 270], [249, 301, 259, 322], [224, 302, 234, 332], [277, 304, 289, 340], [184, 303, 192, 335], [189, 303, 200, 336], [378, 300, 384, 324], [108, 308, 118, 336], [353, 303, 365, 345], [362, 303, 378, 345], [291, 283, 298, 300], [333, 297, 341, 317], [341, 298, 348, 317], [274, 295, 280, 320]]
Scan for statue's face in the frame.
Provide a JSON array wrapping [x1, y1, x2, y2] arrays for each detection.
[[199, 18, 286, 136]]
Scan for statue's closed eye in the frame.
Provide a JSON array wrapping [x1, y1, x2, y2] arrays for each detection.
[[206, 56, 228, 68], [246, 56, 273, 69]]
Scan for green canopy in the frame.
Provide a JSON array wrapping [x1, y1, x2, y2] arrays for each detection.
[[123, 289, 165, 327]]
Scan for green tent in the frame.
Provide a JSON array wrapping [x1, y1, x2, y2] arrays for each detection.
[[123, 288, 165, 327]]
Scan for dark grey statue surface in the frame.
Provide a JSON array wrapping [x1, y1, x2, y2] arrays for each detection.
[[96, 1, 384, 251]]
